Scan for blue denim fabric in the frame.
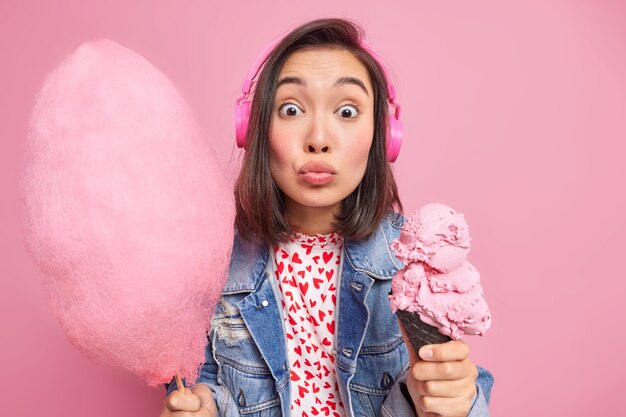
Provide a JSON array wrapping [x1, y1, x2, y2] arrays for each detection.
[[165, 213, 494, 416]]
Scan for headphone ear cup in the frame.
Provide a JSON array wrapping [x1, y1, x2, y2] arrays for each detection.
[[387, 116, 403, 162], [235, 101, 252, 148]]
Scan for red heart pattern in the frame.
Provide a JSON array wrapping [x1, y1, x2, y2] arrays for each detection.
[[273, 232, 346, 417]]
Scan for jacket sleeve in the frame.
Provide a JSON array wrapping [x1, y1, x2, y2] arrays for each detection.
[[164, 332, 241, 417], [380, 365, 494, 417]]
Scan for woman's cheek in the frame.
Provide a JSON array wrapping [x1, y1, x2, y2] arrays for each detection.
[[351, 128, 374, 166], [268, 132, 293, 170]]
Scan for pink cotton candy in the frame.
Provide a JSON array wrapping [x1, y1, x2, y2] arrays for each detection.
[[20, 40, 235, 387]]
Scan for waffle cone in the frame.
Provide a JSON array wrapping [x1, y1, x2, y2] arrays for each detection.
[[396, 310, 451, 356]]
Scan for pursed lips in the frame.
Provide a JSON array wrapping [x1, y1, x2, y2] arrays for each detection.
[[299, 162, 336, 185]]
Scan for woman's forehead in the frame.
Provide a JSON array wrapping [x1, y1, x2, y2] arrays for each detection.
[[278, 47, 371, 89]]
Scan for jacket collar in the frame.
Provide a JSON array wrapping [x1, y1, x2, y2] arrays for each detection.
[[222, 212, 405, 295]]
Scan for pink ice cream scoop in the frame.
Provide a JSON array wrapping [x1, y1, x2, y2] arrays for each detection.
[[392, 203, 471, 273], [389, 203, 491, 341], [21, 40, 235, 387]]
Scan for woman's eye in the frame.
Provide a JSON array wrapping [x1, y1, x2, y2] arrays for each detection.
[[278, 103, 303, 117], [336, 105, 359, 119]]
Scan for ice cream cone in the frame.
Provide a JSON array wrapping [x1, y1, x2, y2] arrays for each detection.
[[396, 310, 451, 357]]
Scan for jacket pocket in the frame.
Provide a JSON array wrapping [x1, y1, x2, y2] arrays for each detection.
[[349, 337, 409, 417], [217, 356, 281, 416]]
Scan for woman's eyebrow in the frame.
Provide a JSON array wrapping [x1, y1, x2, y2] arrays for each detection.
[[334, 76, 369, 97], [276, 76, 369, 96], [277, 76, 306, 88]]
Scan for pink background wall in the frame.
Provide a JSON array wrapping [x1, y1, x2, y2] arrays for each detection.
[[2, 0, 624, 415]]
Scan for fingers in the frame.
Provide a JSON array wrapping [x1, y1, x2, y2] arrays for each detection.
[[163, 388, 203, 412], [412, 341, 474, 382], [407, 341, 478, 417], [418, 340, 469, 362], [412, 357, 477, 382], [414, 394, 473, 417], [412, 377, 474, 398], [408, 377, 475, 417], [191, 384, 218, 417]]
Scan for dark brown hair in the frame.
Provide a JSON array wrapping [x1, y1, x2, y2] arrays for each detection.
[[235, 18, 402, 245]]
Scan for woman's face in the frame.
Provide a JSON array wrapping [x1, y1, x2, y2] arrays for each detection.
[[269, 47, 375, 221]]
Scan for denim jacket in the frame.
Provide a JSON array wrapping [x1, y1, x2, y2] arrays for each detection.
[[166, 213, 494, 416]]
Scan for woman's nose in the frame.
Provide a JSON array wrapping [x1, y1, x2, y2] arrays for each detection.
[[307, 143, 329, 153], [304, 114, 332, 154]]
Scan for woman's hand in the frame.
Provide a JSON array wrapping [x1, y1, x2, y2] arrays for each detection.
[[401, 324, 478, 417], [160, 384, 218, 417]]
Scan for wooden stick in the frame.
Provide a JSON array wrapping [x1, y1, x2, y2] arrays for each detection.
[[175, 373, 184, 392]]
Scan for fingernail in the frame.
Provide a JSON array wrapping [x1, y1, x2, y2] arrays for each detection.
[[420, 348, 433, 359]]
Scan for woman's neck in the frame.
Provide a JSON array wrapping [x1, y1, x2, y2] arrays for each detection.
[[285, 200, 340, 236]]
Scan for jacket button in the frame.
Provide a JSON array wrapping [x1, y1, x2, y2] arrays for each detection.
[[381, 372, 393, 389], [261, 300, 269, 307]]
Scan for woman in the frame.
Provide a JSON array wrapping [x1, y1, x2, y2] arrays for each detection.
[[161, 17, 493, 417]]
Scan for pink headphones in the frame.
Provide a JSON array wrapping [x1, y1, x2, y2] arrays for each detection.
[[235, 34, 403, 162]]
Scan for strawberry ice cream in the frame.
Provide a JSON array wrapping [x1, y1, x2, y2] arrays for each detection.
[[389, 203, 491, 342]]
